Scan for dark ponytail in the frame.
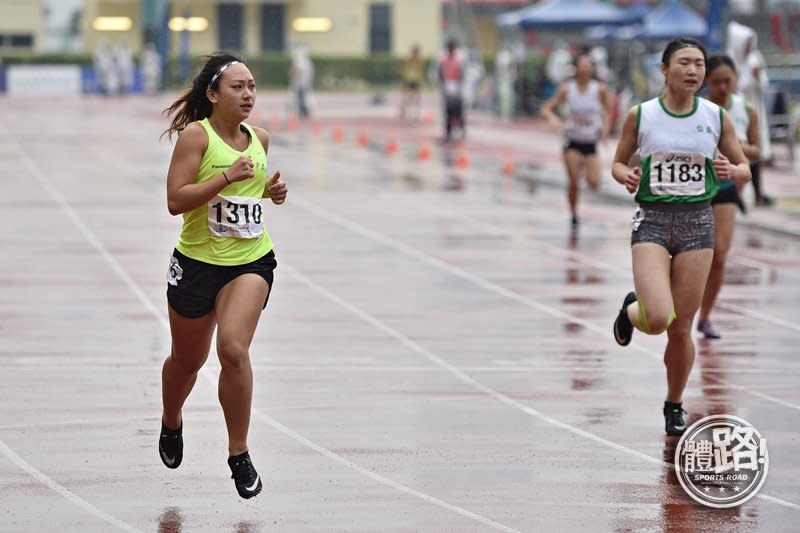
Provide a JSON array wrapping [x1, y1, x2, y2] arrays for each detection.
[[161, 52, 243, 140]]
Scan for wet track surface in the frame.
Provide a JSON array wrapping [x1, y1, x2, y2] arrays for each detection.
[[0, 93, 798, 531]]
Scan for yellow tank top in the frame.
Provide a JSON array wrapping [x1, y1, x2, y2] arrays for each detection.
[[402, 57, 424, 84], [175, 118, 274, 265]]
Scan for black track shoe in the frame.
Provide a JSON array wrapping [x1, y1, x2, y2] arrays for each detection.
[[159, 420, 183, 469], [613, 291, 637, 346], [664, 403, 687, 436], [228, 451, 263, 499]]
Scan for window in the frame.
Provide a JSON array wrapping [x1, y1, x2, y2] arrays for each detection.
[[218, 3, 243, 51], [0, 34, 34, 49], [261, 4, 285, 52], [369, 3, 392, 54]]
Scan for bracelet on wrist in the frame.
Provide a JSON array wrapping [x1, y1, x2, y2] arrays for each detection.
[[222, 171, 231, 184]]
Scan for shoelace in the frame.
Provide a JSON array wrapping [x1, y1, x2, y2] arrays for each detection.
[[231, 458, 257, 483], [667, 408, 686, 422]]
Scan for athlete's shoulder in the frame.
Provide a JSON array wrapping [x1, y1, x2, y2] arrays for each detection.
[[697, 96, 721, 113], [639, 97, 660, 108], [248, 124, 270, 150], [176, 121, 209, 149]]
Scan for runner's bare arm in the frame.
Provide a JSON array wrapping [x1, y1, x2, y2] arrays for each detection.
[[539, 84, 567, 127], [253, 125, 287, 204], [611, 106, 641, 193], [741, 103, 760, 162], [599, 84, 614, 140], [166, 123, 253, 215]]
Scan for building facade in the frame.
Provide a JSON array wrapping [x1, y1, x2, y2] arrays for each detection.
[[0, 0, 44, 55], [83, 0, 441, 58]]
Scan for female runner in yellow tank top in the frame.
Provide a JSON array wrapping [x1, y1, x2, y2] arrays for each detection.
[[158, 53, 287, 499]]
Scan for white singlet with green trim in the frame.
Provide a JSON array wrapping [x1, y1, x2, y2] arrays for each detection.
[[636, 96, 722, 204], [726, 93, 750, 143]]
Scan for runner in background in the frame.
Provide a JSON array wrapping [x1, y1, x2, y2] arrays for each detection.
[[400, 44, 425, 122], [439, 39, 466, 142], [540, 52, 613, 228], [697, 55, 760, 339]]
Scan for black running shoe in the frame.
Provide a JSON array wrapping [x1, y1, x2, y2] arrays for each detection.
[[664, 403, 687, 436], [159, 420, 183, 469], [613, 291, 637, 346], [228, 451, 262, 499]]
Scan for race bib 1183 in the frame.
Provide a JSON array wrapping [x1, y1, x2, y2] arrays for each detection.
[[649, 152, 706, 196]]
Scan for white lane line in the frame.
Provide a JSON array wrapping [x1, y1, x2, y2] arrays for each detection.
[[717, 301, 800, 333], [0, 440, 142, 532], [292, 194, 800, 413], [0, 401, 408, 432], [18, 139, 521, 533], [252, 409, 522, 530], [5, 359, 798, 376], [18, 131, 798, 518], [391, 190, 800, 332], [0, 140, 143, 532], [282, 264, 799, 511]]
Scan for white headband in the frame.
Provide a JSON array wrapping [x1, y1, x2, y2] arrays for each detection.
[[208, 61, 241, 88]]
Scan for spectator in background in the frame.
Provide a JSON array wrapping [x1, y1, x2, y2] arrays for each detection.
[[545, 40, 573, 97], [728, 21, 773, 205], [462, 51, 485, 112], [141, 42, 162, 95], [290, 45, 314, 118], [94, 40, 119, 96], [114, 43, 135, 95], [439, 39, 466, 142], [589, 44, 610, 83], [495, 46, 515, 122], [400, 44, 425, 121]]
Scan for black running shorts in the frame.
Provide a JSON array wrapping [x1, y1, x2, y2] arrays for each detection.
[[563, 140, 597, 156], [166, 248, 277, 318], [711, 185, 740, 206]]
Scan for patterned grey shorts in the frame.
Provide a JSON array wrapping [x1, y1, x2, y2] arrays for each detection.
[[630, 201, 714, 256]]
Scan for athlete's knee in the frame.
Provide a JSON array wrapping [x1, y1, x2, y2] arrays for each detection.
[[216, 338, 250, 370], [168, 352, 206, 376], [666, 320, 692, 340], [638, 301, 676, 334]]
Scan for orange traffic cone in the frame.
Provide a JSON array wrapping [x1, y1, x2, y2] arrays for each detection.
[[385, 138, 399, 154], [417, 143, 432, 161], [455, 150, 469, 168], [332, 126, 344, 143], [357, 132, 369, 147], [501, 151, 515, 174]]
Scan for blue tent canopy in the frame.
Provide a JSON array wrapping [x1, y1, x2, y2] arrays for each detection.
[[496, 0, 644, 30], [585, 0, 709, 42], [645, 0, 707, 39]]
